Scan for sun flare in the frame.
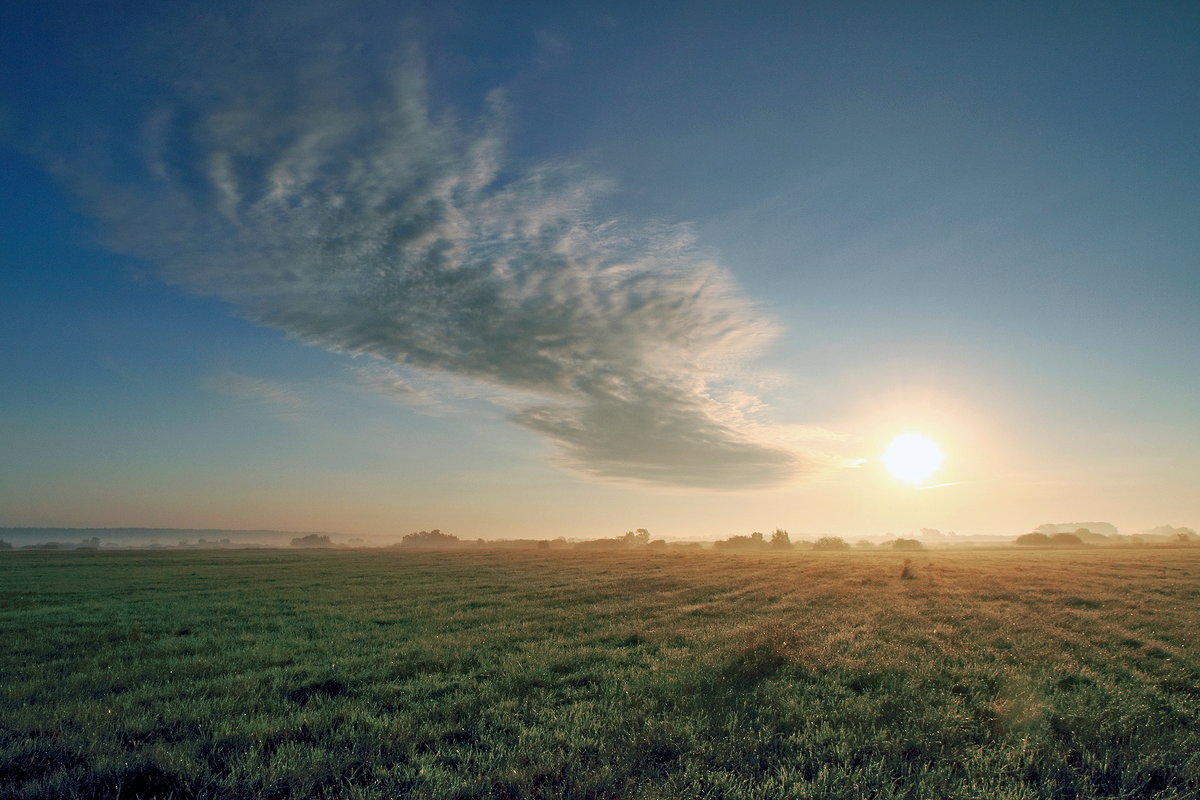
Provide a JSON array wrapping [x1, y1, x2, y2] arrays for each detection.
[[882, 433, 943, 485]]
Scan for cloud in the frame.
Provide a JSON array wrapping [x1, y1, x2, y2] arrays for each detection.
[[352, 365, 432, 405], [204, 372, 305, 420], [47, 5, 810, 488], [514, 378, 800, 489]]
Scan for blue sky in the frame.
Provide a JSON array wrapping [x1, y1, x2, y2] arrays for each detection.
[[2, 1, 1197, 540]]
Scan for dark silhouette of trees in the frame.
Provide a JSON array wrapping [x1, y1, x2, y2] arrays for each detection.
[[891, 538, 922, 550], [770, 529, 792, 550], [812, 537, 850, 551], [400, 529, 460, 547], [0, 539, 11, 550], [713, 531, 768, 551], [1016, 531, 1085, 547], [291, 534, 334, 547], [576, 528, 654, 549]]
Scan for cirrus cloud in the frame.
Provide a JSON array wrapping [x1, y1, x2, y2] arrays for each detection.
[[47, 6, 813, 489]]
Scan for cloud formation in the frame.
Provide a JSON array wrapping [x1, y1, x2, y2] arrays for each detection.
[[204, 372, 305, 421], [53, 7, 805, 488]]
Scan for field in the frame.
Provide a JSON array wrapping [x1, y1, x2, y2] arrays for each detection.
[[3, 547, 1200, 799]]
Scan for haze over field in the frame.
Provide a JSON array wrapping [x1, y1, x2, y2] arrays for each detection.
[[2, 2, 1197, 539]]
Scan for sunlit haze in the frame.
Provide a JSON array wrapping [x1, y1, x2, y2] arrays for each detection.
[[1, 2, 1197, 542]]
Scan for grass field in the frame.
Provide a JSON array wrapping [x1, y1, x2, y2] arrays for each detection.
[[3, 547, 1199, 799]]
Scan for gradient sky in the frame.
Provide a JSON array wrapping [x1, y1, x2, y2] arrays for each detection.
[[2, 1, 1197, 540]]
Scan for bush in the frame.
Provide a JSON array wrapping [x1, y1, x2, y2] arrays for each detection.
[[576, 537, 627, 549], [291, 533, 334, 547], [891, 538, 922, 550], [577, 529, 652, 549], [1015, 532, 1052, 546], [713, 532, 768, 551], [812, 537, 850, 551], [400, 529, 460, 547]]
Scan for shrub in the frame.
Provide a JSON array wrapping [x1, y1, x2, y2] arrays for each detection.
[[291, 533, 334, 547], [577, 530, 652, 549], [713, 532, 768, 551], [1015, 532, 1052, 546], [575, 537, 626, 549], [400, 529, 460, 547], [812, 537, 850, 551], [891, 538, 922, 550]]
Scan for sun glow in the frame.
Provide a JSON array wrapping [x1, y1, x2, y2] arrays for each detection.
[[882, 433, 944, 485]]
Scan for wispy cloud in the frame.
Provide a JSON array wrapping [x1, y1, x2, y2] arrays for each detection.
[[204, 371, 305, 421], [50, 5, 812, 488]]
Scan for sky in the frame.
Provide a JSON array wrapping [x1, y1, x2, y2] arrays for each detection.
[[2, 0, 1197, 541]]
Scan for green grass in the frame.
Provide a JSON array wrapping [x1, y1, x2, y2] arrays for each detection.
[[3, 547, 1200, 799]]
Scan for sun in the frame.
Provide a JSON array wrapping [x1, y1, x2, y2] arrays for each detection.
[[882, 433, 943, 485]]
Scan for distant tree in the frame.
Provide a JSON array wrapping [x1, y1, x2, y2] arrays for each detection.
[[813, 537, 850, 551], [622, 528, 651, 546], [536, 540, 551, 550], [1015, 532, 1052, 546], [400, 529, 460, 547], [577, 529, 652, 550], [891, 538, 923, 550], [0, 539, 11, 550], [853, 540, 876, 549], [713, 532, 769, 551], [576, 537, 624, 549], [77, 537, 101, 550], [1147, 525, 1197, 542], [647, 539, 667, 550], [291, 533, 334, 548], [769, 529, 792, 550], [1036, 521, 1118, 537], [1049, 532, 1084, 546]]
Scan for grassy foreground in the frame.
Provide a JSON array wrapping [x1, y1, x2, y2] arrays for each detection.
[[3, 547, 1199, 799]]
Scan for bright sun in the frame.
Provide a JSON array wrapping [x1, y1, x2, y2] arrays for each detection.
[[882, 433, 944, 485]]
